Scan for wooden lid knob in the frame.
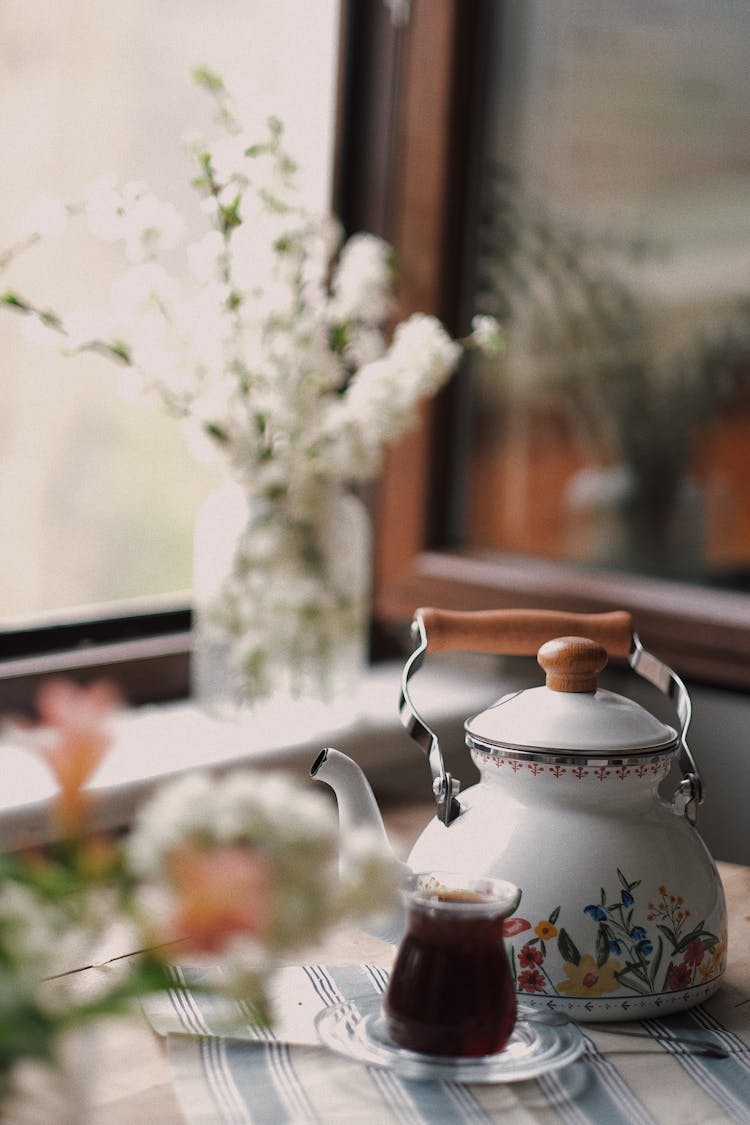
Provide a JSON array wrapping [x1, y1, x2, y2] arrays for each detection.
[[538, 636, 608, 693]]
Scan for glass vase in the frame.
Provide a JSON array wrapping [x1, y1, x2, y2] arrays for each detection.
[[192, 479, 372, 719]]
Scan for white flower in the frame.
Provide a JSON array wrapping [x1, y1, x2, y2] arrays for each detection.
[[85, 174, 127, 241], [470, 313, 504, 354], [227, 210, 292, 295], [86, 177, 185, 260], [329, 232, 393, 325], [389, 313, 462, 393], [342, 324, 387, 368], [345, 356, 405, 423], [63, 306, 115, 351], [208, 131, 257, 188], [111, 261, 180, 323], [126, 771, 216, 877], [121, 187, 186, 262], [200, 194, 220, 219], [187, 230, 225, 282], [185, 372, 237, 428], [14, 193, 68, 240]]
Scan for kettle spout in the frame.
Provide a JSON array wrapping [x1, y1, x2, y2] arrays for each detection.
[[310, 747, 410, 943]]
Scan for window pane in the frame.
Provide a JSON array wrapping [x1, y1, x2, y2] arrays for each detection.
[[468, 0, 750, 588], [0, 0, 339, 624]]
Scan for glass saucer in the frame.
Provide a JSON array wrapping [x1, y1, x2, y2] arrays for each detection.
[[314, 1002, 585, 1083]]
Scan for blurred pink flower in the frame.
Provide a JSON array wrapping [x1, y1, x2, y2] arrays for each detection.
[[165, 844, 277, 954], [16, 677, 121, 835]]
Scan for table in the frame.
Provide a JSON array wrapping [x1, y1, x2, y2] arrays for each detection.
[[87, 804, 750, 1124]]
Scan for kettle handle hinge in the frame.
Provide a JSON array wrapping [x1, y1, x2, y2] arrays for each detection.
[[628, 633, 703, 823], [399, 614, 462, 825]]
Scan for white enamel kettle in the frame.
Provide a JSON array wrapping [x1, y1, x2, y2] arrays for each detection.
[[312, 607, 727, 1022]]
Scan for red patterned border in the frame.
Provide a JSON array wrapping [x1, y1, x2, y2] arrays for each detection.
[[471, 749, 671, 782]]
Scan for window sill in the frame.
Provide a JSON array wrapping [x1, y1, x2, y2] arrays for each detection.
[[0, 657, 502, 850]]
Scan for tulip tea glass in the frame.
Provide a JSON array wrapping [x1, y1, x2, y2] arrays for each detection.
[[383, 871, 519, 1057]]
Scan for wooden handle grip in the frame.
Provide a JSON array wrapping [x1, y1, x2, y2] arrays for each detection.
[[415, 607, 633, 658]]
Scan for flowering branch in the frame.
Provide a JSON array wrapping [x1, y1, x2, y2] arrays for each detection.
[[0, 70, 503, 703], [0, 70, 502, 508]]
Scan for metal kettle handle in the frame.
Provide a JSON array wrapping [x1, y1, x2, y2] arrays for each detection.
[[399, 608, 702, 825], [627, 634, 702, 821]]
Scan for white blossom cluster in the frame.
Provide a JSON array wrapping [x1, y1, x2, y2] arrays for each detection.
[[6, 78, 500, 510], [0, 880, 115, 1014], [126, 766, 399, 957], [126, 768, 338, 880]]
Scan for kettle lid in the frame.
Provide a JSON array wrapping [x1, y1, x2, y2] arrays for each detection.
[[465, 636, 678, 757]]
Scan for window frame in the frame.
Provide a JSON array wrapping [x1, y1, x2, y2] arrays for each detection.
[[0, 604, 191, 711], [339, 0, 750, 691]]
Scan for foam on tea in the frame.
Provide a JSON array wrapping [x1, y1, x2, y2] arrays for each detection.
[[422, 888, 489, 904]]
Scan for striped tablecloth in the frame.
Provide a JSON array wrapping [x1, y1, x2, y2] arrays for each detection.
[[143, 963, 750, 1124]]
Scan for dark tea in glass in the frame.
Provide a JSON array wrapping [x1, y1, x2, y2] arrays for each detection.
[[383, 871, 518, 1058]]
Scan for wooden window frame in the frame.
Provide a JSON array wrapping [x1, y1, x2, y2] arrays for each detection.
[[337, 0, 750, 689]]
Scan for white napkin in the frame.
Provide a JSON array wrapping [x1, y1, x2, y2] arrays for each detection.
[[142, 962, 386, 1046]]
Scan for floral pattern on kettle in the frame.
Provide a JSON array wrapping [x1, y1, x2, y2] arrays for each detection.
[[505, 871, 725, 999]]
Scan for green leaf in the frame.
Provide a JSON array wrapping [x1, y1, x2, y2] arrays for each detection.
[[329, 323, 348, 354], [648, 935, 664, 987], [674, 921, 713, 954], [192, 67, 225, 93], [558, 928, 580, 967], [109, 340, 131, 363], [614, 969, 651, 995], [596, 925, 611, 968], [548, 905, 561, 926], [279, 153, 298, 177], [656, 922, 680, 950], [618, 960, 640, 975], [205, 422, 229, 444], [617, 868, 640, 892], [267, 115, 283, 139], [220, 196, 243, 233], [507, 885, 523, 916]]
